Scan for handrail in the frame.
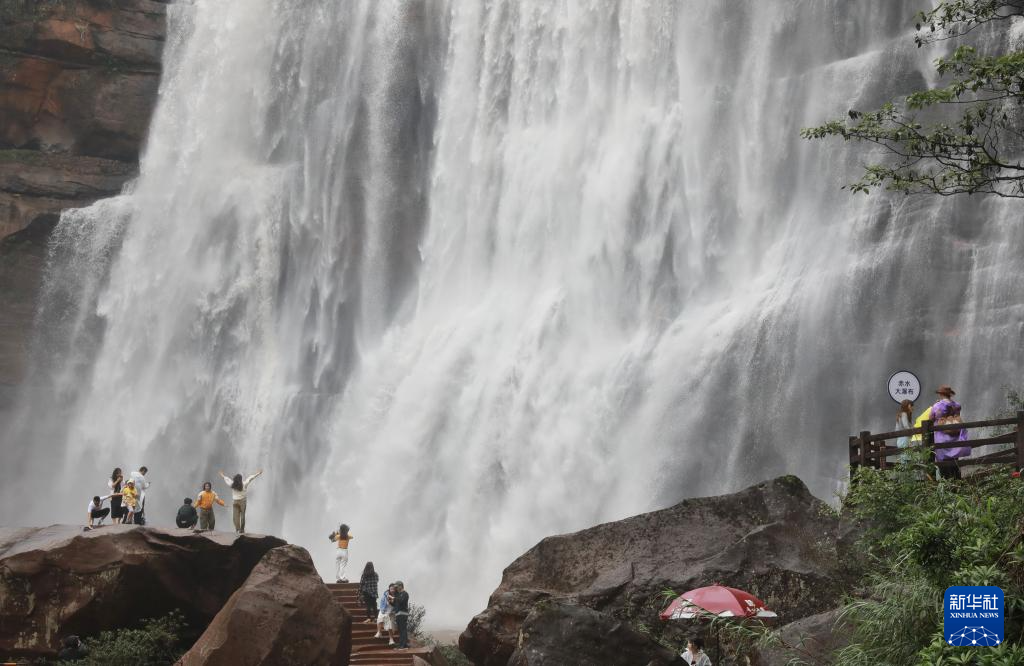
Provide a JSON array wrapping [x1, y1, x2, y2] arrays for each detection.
[[866, 417, 1019, 442], [848, 410, 1024, 475], [849, 433, 1017, 463]]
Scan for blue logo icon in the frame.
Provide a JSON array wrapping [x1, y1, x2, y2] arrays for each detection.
[[944, 586, 1003, 646]]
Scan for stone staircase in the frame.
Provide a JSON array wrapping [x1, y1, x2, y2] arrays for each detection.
[[328, 582, 427, 665]]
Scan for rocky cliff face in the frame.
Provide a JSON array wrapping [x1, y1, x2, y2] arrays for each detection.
[[459, 476, 855, 666], [0, 0, 165, 405], [0, 0, 166, 238]]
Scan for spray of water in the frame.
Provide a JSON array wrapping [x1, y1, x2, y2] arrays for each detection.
[[3, 1, 1023, 625]]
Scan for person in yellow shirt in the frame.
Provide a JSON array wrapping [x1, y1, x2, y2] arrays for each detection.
[[195, 482, 225, 531], [909, 406, 932, 443], [329, 524, 353, 583], [121, 481, 139, 524]]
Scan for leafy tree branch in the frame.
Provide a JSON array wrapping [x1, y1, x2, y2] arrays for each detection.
[[804, 1, 1024, 198]]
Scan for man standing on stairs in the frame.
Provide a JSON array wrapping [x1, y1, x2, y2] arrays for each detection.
[[392, 581, 410, 650]]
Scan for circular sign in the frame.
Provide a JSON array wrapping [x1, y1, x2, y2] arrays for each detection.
[[888, 370, 921, 404]]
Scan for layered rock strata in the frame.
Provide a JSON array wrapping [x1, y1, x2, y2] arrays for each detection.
[[0, 0, 166, 405], [0, 0, 167, 238]]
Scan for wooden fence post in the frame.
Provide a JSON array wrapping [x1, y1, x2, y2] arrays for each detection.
[[859, 430, 872, 469], [922, 419, 934, 471], [1016, 411, 1024, 472], [849, 435, 859, 476]]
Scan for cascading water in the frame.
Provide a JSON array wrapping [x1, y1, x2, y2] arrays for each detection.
[[3, 0, 1024, 625]]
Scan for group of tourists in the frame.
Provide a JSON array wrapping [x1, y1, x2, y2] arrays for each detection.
[[85, 465, 264, 534], [359, 562, 412, 650], [174, 469, 264, 532], [332, 526, 413, 650], [86, 466, 150, 528], [894, 384, 969, 479]]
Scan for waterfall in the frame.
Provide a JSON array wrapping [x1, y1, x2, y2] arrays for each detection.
[[3, 0, 1023, 625]]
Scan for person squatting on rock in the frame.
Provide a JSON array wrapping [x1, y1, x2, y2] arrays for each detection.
[[931, 384, 970, 479], [359, 561, 379, 623], [130, 466, 150, 524], [219, 468, 263, 533], [195, 481, 225, 530], [375, 582, 397, 645], [86, 493, 121, 528], [107, 468, 125, 524], [176, 497, 199, 529], [330, 524, 353, 582], [681, 636, 712, 666], [392, 580, 410, 650]]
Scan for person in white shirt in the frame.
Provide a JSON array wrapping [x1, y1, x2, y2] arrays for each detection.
[[129, 467, 150, 523], [681, 637, 712, 666], [218, 468, 263, 533], [86, 493, 121, 528]]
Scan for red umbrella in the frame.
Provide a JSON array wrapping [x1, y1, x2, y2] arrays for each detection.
[[660, 584, 777, 621]]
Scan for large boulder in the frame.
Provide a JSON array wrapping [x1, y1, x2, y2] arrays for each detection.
[[179, 545, 351, 666], [0, 525, 285, 659], [508, 601, 682, 666], [460, 476, 854, 666], [754, 607, 849, 666]]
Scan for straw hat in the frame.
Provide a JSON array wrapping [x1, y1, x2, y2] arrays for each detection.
[[935, 384, 956, 397]]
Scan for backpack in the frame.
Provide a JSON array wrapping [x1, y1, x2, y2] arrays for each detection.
[[935, 400, 962, 427]]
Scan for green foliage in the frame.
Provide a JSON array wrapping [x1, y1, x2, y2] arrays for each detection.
[[52, 610, 188, 666], [803, 0, 1024, 198], [836, 468, 1024, 664], [406, 603, 473, 666], [407, 602, 427, 640], [436, 644, 473, 666], [914, 1, 1024, 45], [690, 467, 1024, 665]]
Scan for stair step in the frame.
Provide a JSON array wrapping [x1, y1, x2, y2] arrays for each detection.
[[326, 578, 423, 665]]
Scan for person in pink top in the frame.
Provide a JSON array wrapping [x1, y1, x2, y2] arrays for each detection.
[[931, 384, 969, 479]]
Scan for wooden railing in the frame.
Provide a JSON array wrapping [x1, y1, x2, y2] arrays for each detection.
[[849, 410, 1024, 475]]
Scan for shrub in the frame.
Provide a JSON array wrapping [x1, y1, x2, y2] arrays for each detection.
[[52, 610, 188, 666]]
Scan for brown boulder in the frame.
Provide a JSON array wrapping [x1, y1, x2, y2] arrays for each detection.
[[460, 476, 853, 666], [179, 545, 351, 666], [0, 525, 285, 659], [507, 601, 683, 666], [754, 607, 849, 666]]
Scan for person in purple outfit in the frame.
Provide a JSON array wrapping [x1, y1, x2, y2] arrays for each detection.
[[931, 384, 969, 479]]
